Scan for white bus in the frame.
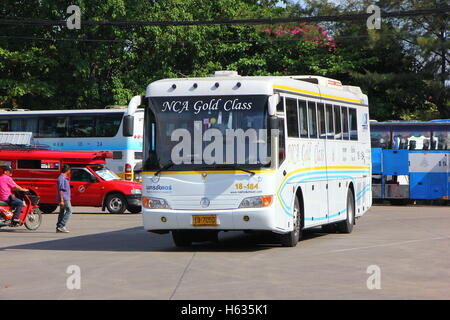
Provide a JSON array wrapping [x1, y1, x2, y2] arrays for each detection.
[[138, 71, 372, 247], [0, 101, 144, 180]]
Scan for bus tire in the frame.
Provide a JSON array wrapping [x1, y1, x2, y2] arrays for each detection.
[[105, 193, 127, 214], [280, 197, 302, 247], [39, 204, 58, 214], [338, 189, 355, 234], [172, 230, 192, 247]]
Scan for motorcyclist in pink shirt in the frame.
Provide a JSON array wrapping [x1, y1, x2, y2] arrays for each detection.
[[0, 166, 29, 225]]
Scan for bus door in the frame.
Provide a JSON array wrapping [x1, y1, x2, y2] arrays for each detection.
[[70, 168, 103, 206], [315, 102, 330, 224]]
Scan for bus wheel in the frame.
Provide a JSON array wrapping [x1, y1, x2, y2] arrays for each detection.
[[39, 204, 57, 214], [105, 193, 127, 214], [172, 230, 193, 247], [338, 189, 355, 234], [280, 197, 302, 247]]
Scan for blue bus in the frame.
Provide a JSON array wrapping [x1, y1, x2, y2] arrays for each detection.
[[370, 120, 450, 202]]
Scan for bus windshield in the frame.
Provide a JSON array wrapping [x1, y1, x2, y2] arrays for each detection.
[[145, 95, 270, 171]]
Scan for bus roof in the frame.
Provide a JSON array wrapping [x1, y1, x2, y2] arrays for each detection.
[[146, 71, 368, 106], [0, 149, 112, 161]]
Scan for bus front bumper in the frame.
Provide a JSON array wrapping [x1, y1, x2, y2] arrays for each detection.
[[142, 207, 278, 232]]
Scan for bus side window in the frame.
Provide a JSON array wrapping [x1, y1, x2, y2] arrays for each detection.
[[286, 98, 299, 138], [298, 100, 308, 138], [341, 107, 349, 140], [307, 101, 317, 138], [278, 117, 286, 163], [317, 103, 326, 139], [349, 108, 358, 140], [334, 105, 342, 139], [325, 104, 334, 139], [0, 120, 10, 132]]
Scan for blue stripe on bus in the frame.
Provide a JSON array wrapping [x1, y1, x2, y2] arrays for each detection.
[[278, 169, 371, 218], [279, 170, 368, 212]]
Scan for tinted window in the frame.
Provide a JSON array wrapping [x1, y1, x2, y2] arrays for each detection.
[[276, 99, 284, 113], [10, 118, 38, 133], [38, 117, 68, 137], [317, 103, 326, 139], [349, 108, 358, 140], [95, 114, 122, 137], [334, 105, 342, 139], [0, 120, 9, 131], [70, 169, 94, 182], [286, 99, 299, 138], [392, 125, 431, 150], [433, 128, 450, 150], [19, 113, 123, 138], [371, 126, 391, 149], [298, 100, 308, 138], [278, 118, 286, 163], [307, 101, 317, 138], [326, 104, 334, 139], [69, 116, 95, 137], [341, 107, 349, 140], [17, 160, 60, 170]]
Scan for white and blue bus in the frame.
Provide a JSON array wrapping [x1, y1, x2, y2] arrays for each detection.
[[371, 120, 450, 202], [0, 101, 144, 180], [138, 71, 372, 247]]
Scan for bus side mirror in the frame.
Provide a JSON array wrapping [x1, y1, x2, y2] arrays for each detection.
[[268, 94, 280, 116], [123, 115, 134, 137]]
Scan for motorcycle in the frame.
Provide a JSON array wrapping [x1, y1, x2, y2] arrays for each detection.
[[0, 191, 42, 230]]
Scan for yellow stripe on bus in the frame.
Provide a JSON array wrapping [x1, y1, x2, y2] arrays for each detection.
[[142, 170, 276, 175], [273, 84, 362, 104]]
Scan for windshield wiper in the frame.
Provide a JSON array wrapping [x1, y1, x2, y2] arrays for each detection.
[[154, 161, 174, 176], [198, 164, 255, 176]]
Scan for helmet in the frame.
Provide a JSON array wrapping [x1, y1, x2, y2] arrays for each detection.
[[2, 165, 13, 173]]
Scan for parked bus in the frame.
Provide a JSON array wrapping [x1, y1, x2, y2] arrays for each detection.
[[370, 120, 450, 202], [0, 103, 144, 181], [136, 71, 372, 247]]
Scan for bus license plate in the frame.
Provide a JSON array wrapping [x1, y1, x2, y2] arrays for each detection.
[[192, 215, 217, 226]]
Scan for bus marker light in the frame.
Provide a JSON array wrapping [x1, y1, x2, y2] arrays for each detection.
[[161, 217, 167, 223], [243, 216, 250, 222]]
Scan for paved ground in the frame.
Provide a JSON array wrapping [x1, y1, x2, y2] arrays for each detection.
[[0, 205, 449, 300]]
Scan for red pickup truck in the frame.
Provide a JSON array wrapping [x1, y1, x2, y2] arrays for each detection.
[[0, 149, 142, 214]]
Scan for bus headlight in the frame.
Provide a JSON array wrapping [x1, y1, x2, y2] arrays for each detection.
[[239, 195, 273, 208], [131, 189, 142, 195], [142, 197, 171, 209]]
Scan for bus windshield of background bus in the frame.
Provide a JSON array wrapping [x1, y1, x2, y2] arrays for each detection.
[[145, 95, 271, 170]]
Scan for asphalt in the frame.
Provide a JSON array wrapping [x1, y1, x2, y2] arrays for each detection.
[[0, 205, 449, 299]]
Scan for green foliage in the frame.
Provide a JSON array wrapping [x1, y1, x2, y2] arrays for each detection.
[[0, 0, 448, 120]]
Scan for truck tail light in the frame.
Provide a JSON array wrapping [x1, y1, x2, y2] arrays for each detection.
[[125, 163, 132, 181]]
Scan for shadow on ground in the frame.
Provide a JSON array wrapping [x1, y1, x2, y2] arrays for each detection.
[[0, 227, 328, 253]]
